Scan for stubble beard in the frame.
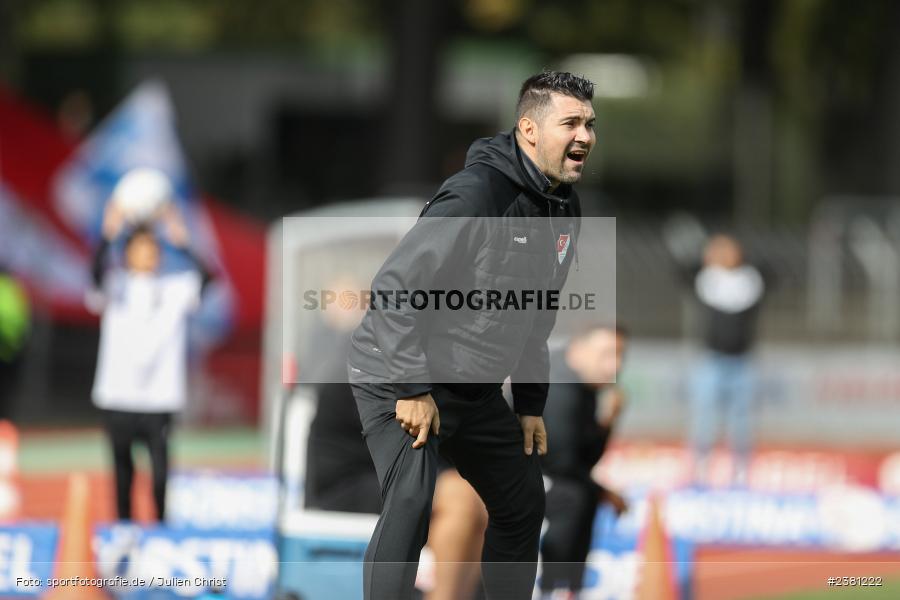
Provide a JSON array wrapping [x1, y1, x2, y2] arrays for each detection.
[[534, 145, 562, 189], [538, 145, 584, 187], [559, 167, 582, 185]]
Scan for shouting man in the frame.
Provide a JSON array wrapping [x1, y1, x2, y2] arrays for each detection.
[[347, 71, 596, 600]]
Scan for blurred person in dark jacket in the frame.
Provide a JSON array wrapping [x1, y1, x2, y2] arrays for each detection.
[[687, 234, 766, 485], [540, 324, 628, 598], [303, 276, 382, 514]]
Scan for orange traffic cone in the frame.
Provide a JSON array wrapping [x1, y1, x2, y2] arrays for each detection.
[[0, 420, 19, 476], [45, 473, 107, 600], [634, 495, 678, 600], [0, 420, 20, 521]]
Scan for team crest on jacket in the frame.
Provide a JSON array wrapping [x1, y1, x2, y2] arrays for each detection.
[[556, 233, 571, 264]]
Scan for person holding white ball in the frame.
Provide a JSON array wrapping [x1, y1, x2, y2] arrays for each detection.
[[88, 170, 213, 522], [111, 167, 174, 224]]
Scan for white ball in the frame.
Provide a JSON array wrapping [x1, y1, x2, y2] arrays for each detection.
[[112, 167, 173, 222]]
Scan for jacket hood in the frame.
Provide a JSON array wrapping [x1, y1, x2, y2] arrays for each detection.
[[464, 129, 572, 201]]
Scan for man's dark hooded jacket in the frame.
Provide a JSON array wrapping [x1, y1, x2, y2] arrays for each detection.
[[349, 130, 581, 416]]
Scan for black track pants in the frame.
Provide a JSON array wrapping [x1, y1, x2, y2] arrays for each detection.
[[350, 377, 545, 600], [102, 409, 172, 521]]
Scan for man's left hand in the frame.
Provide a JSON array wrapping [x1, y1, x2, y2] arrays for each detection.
[[518, 415, 547, 456]]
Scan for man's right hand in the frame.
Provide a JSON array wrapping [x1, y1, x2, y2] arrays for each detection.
[[396, 394, 440, 449]]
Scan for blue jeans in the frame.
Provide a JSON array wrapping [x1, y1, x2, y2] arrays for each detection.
[[689, 352, 755, 478]]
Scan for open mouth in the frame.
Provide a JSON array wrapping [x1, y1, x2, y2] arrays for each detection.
[[566, 149, 587, 163]]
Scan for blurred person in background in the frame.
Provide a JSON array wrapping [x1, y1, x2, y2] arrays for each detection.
[[56, 89, 94, 140], [88, 196, 212, 522], [540, 324, 629, 599], [687, 234, 766, 486], [304, 378, 383, 513], [0, 263, 30, 419], [304, 276, 381, 514]]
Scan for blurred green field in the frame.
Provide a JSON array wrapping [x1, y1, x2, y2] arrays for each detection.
[[14, 426, 268, 522], [755, 576, 900, 599], [17, 426, 265, 474]]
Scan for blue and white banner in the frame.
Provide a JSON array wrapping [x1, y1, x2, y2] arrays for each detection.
[[51, 80, 234, 348], [610, 487, 900, 552], [166, 473, 278, 533], [0, 525, 59, 597], [0, 183, 88, 303], [94, 524, 277, 600], [52, 81, 193, 244], [275, 507, 692, 600]]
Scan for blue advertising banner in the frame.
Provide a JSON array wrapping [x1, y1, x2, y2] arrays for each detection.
[[0, 525, 59, 598], [94, 524, 277, 600], [278, 535, 368, 600], [274, 507, 694, 600], [606, 487, 900, 552], [166, 473, 279, 533]]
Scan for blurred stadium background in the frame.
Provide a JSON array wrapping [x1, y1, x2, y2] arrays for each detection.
[[0, 0, 899, 599]]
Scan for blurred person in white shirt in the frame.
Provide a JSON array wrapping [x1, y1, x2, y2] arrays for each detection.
[[88, 197, 212, 521]]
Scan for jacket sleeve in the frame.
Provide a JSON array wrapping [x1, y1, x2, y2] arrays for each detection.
[[582, 423, 612, 469], [512, 200, 582, 415], [90, 238, 112, 290], [541, 383, 582, 476], [510, 309, 556, 415], [368, 192, 475, 399], [85, 239, 114, 314], [510, 222, 573, 415]]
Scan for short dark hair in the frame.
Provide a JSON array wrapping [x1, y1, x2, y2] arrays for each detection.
[[516, 71, 594, 122], [571, 321, 629, 344], [124, 223, 157, 250]]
